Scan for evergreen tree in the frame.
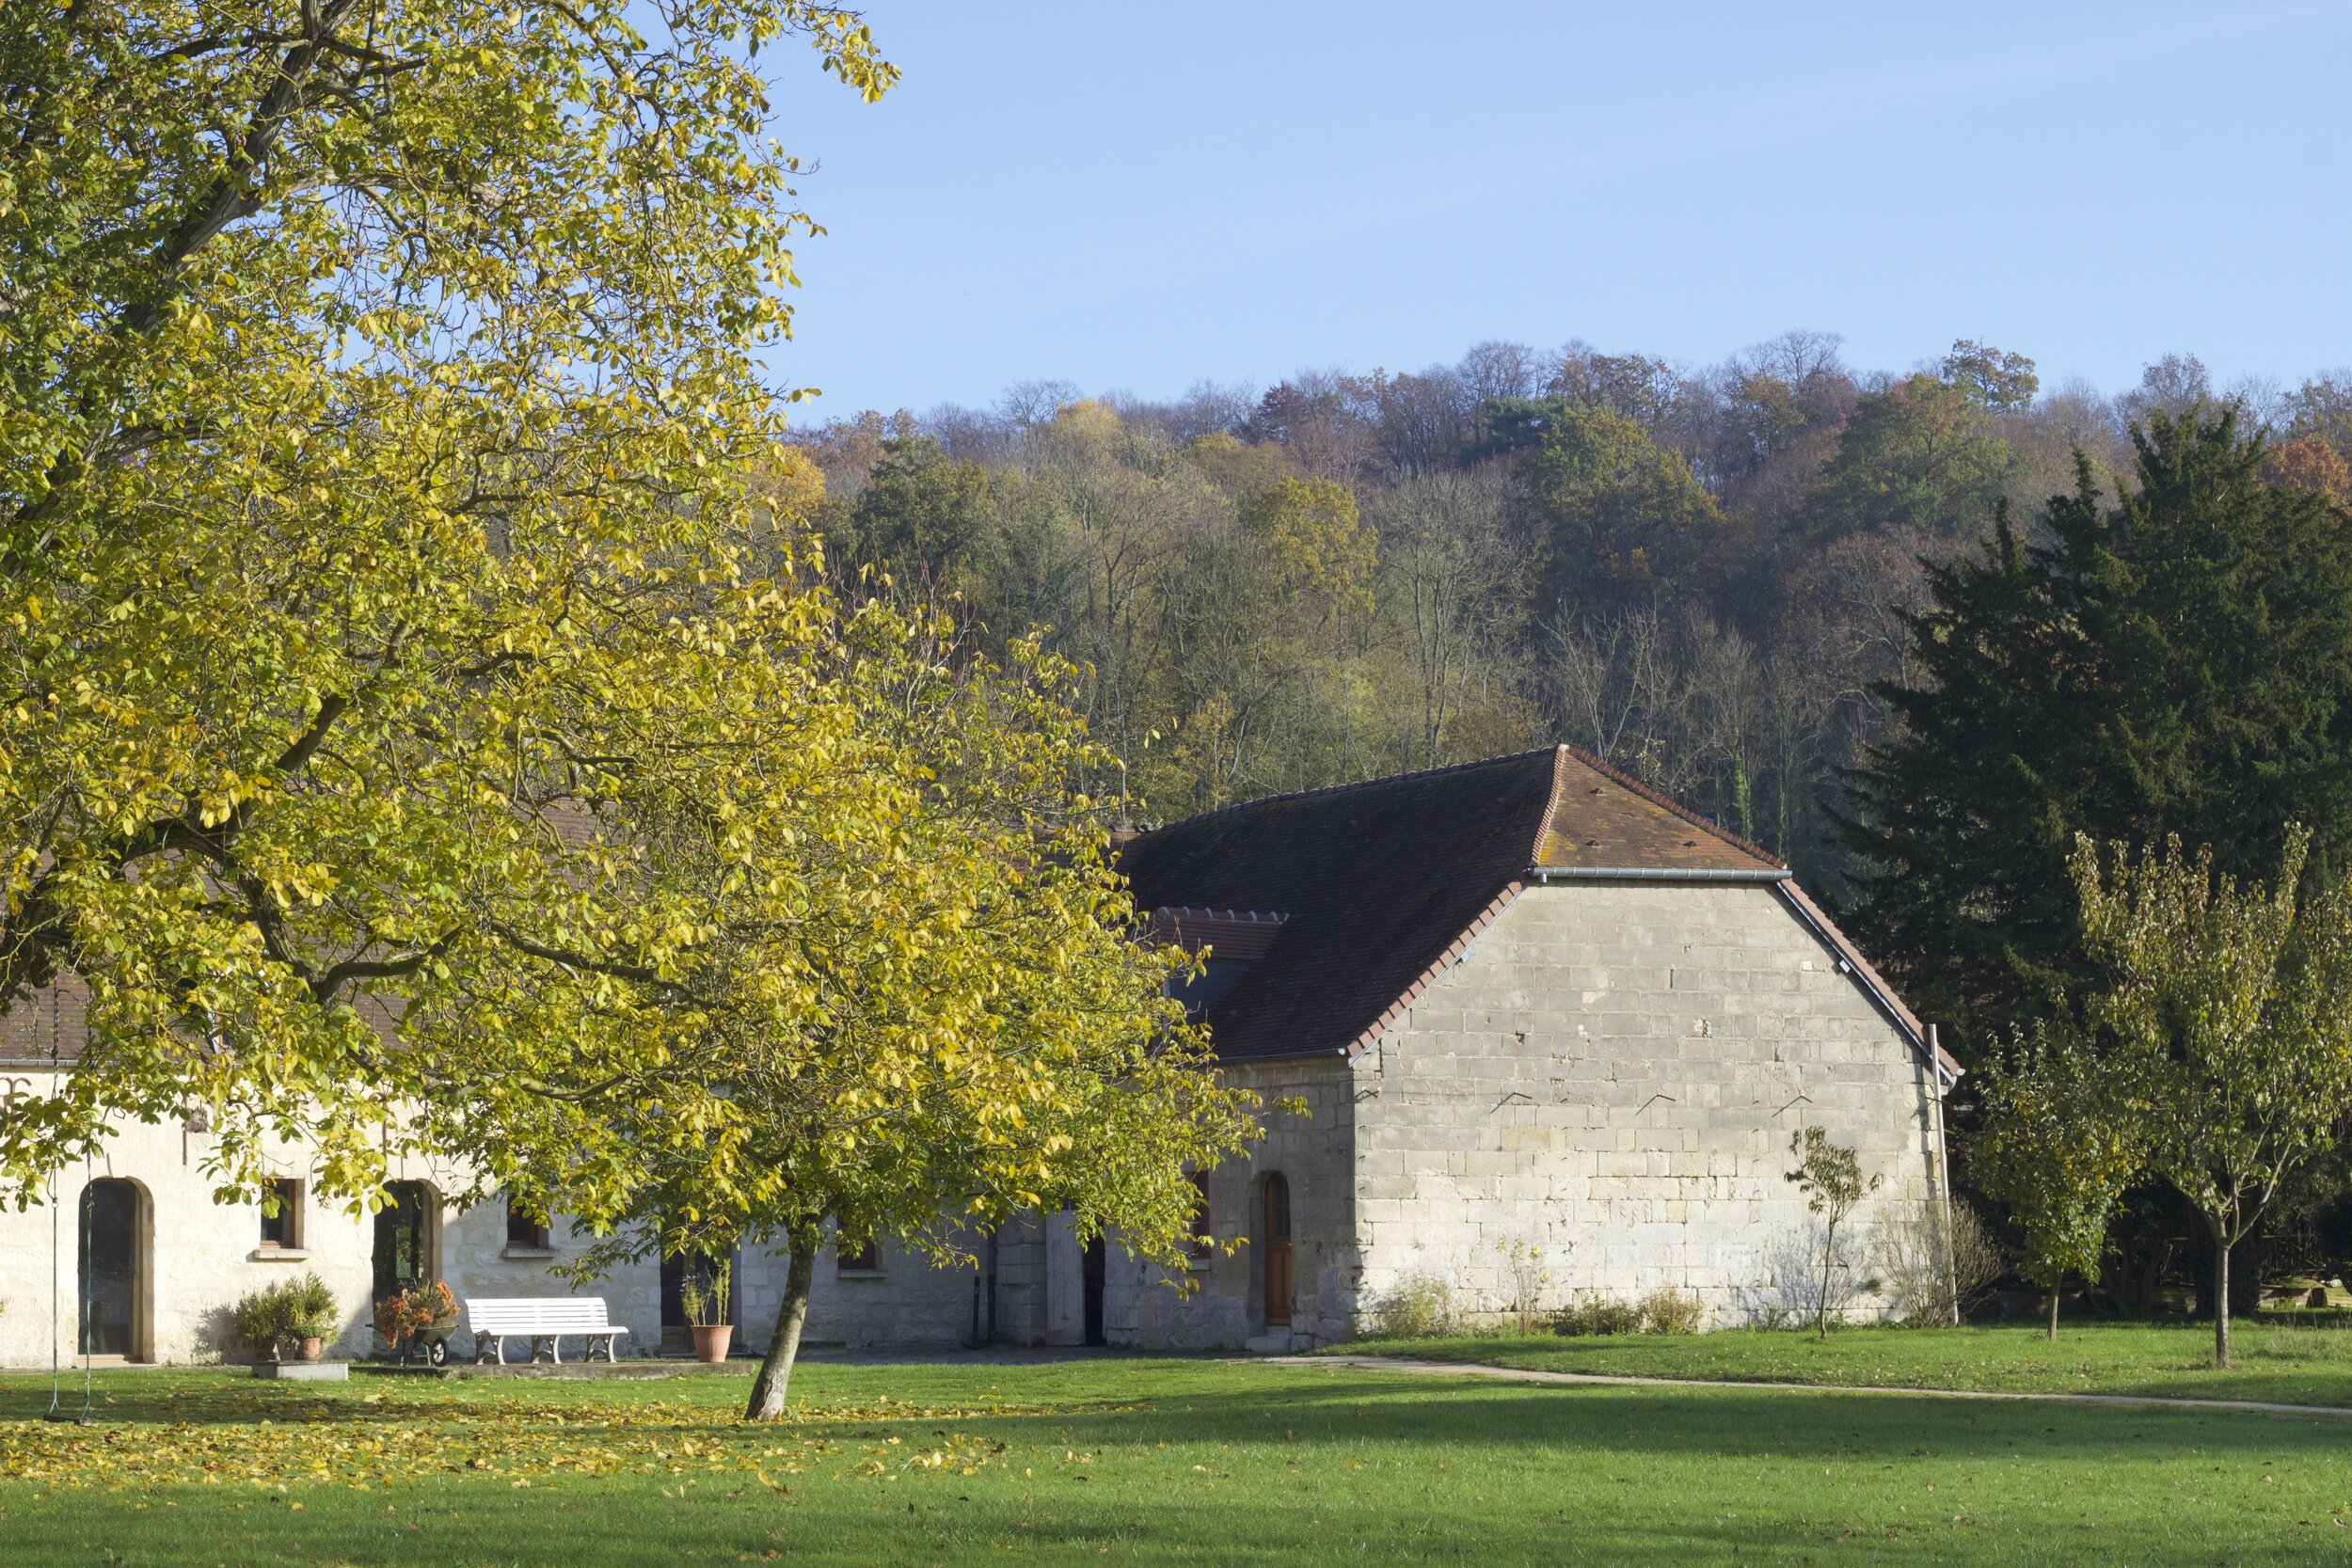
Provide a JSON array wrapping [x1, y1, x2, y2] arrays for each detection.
[[1840, 411, 2352, 1058]]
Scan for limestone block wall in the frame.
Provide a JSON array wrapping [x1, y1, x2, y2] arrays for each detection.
[[0, 1077, 522, 1366], [0, 1066, 985, 1364], [1106, 1054, 1358, 1351], [1352, 882, 1944, 1331], [788, 1228, 984, 1352]]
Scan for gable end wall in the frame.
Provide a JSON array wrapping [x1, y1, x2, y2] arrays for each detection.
[[1352, 881, 1941, 1329]]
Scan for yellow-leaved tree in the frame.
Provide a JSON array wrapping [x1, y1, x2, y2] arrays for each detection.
[[412, 615, 1261, 1418], [1970, 1025, 2143, 1339], [0, 1, 899, 1202], [3, 14, 1264, 1422]]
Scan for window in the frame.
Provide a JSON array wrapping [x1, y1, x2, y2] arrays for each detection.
[[504, 1196, 550, 1252], [1188, 1174, 1215, 1259], [835, 1236, 880, 1274], [258, 1179, 303, 1250]]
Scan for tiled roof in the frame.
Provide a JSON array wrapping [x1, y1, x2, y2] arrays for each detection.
[[0, 973, 408, 1068], [0, 975, 88, 1064], [1533, 749, 1783, 874], [1146, 908, 1290, 963], [1120, 746, 1937, 1070]]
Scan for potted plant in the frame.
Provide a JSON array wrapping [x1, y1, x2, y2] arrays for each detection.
[[680, 1257, 734, 1364], [231, 1282, 294, 1364], [283, 1272, 339, 1361], [373, 1280, 461, 1366]]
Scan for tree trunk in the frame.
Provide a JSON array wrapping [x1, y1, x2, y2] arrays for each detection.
[[2213, 1226, 2232, 1370], [744, 1231, 818, 1423], [1817, 1219, 1835, 1340], [2046, 1280, 2060, 1341]]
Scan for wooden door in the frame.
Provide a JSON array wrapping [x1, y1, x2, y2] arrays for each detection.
[[1263, 1173, 1293, 1326]]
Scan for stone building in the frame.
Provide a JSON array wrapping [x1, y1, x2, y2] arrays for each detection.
[[1104, 745, 1958, 1349], [0, 746, 1952, 1365]]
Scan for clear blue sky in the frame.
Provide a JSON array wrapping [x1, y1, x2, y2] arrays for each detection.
[[764, 1, 2352, 419]]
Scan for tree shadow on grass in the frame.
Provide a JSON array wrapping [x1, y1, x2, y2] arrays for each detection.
[[1344, 1323, 2352, 1409], [4, 1364, 2347, 1465], [1014, 1373, 2352, 1464], [6, 1379, 2345, 1568], [5, 1371, 2350, 1567]]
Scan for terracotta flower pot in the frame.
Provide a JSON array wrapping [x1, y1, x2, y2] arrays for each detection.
[[294, 1336, 325, 1362], [689, 1324, 733, 1364]]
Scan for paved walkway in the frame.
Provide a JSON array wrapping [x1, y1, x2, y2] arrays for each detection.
[[1267, 1354, 2352, 1420]]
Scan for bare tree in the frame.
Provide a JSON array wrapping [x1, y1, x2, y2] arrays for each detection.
[[1685, 619, 1763, 842], [2114, 354, 2212, 428], [1377, 467, 1518, 765], [1549, 608, 1687, 779], [1375, 367, 1475, 477], [997, 378, 1083, 430], [1456, 340, 1544, 404]]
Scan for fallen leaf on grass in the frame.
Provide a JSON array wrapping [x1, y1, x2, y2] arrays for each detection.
[[0, 1392, 1046, 1497]]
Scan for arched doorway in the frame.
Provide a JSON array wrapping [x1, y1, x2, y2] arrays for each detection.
[[372, 1180, 437, 1302], [1260, 1172, 1292, 1328], [79, 1180, 145, 1359]]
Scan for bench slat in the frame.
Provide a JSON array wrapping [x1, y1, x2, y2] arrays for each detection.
[[467, 1297, 620, 1331]]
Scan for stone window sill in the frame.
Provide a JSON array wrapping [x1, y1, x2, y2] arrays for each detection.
[[248, 1247, 311, 1262], [835, 1268, 887, 1280], [501, 1246, 557, 1261]]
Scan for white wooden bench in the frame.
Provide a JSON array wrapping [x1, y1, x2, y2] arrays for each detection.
[[467, 1297, 628, 1365]]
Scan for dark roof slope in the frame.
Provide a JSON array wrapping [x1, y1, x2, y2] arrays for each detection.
[[1120, 746, 1781, 1062], [0, 976, 87, 1064]]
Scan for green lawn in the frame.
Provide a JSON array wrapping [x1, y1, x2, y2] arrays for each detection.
[[1339, 1320, 2352, 1407], [4, 1354, 2352, 1565]]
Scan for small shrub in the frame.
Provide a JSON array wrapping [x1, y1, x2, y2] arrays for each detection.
[[282, 1272, 338, 1340], [232, 1273, 339, 1357], [1551, 1291, 1704, 1336], [1372, 1273, 1458, 1338], [1549, 1297, 1643, 1337], [1637, 1287, 1703, 1334], [1872, 1199, 2008, 1324], [1493, 1238, 1554, 1335], [230, 1284, 295, 1358]]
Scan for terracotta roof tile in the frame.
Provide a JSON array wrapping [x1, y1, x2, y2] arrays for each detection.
[[1534, 748, 1783, 873]]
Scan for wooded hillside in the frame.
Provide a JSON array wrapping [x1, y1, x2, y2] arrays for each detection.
[[791, 339, 2352, 895]]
